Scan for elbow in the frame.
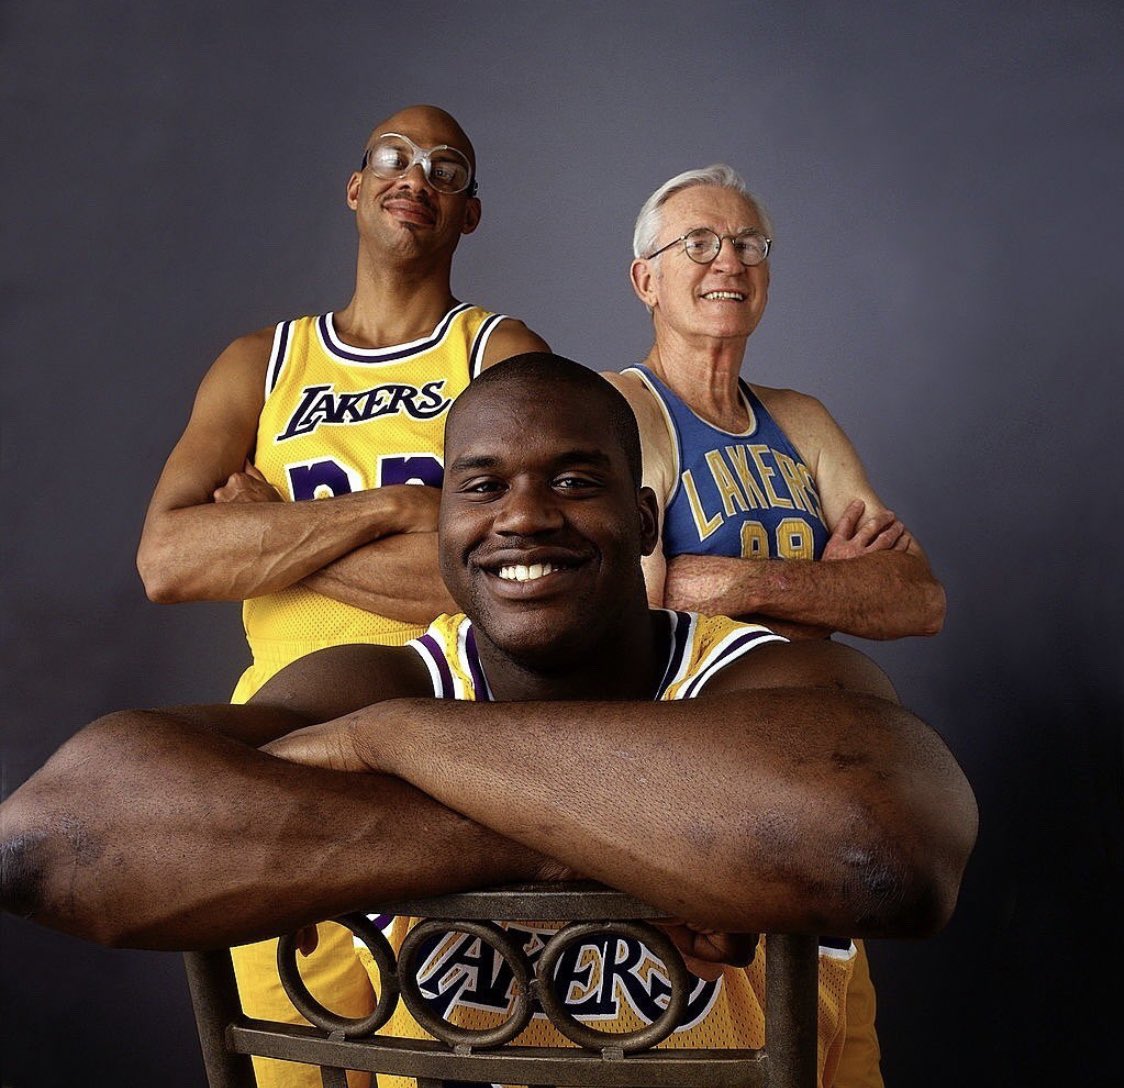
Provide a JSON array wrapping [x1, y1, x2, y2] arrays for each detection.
[[136, 536, 196, 604], [917, 580, 947, 637], [854, 793, 978, 938], [0, 813, 128, 948]]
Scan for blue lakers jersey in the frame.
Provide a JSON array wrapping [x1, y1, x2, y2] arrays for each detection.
[[626, 365, 829, 561]]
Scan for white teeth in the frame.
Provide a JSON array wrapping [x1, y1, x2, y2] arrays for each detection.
[[702, 291, 745, 301], [497, 562, 558, 582]]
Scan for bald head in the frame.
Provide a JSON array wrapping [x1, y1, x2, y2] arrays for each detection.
[[447, 353, 644, 486], [366, 104, 476, 172]]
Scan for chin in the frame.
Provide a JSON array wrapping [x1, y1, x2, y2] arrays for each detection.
[[475, 606, 597, 674]]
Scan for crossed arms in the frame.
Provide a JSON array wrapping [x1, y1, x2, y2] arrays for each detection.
[[607, 373, 947, 640], [136, 319, 545, 618], [0, 637, 977, 952]]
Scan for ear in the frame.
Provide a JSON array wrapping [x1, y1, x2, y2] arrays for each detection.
[[346, 171, 362, 211], [461, 196, 481, 235], [630, 258, 657, 310], [638, 486, 660, 557]]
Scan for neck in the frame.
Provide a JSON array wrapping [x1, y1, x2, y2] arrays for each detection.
[[476, 608, 667, 703], [336, 248, 458, 348], [643, 332, 750, 431]]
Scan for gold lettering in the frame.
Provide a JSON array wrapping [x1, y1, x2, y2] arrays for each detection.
[[774, 452, 810, 513], [749, 445, 793, 508], [726, 445, 767, 509], [705, 450, 749, 516], [681, 469, 722, 541], [740, 520, 769, 558], [777, 517, 815, 560]]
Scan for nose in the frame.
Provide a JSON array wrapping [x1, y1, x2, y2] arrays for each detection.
[[711, 234, 743, 273], [493, 479, 564, 536], [397, 159, 433, 193]]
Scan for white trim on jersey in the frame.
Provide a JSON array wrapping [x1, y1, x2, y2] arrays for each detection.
[[670, 621, 787, 700], [468, 313, 510, 379], [625, 366, 684, 508], [265, 320, 292, 397], [318, 304, 473, 364]]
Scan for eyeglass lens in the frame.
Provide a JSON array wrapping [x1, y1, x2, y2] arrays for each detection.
[[366, 135, 472, 193], [683, 228, 768, 266]]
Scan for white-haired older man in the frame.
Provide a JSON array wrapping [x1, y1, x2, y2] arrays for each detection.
[[606, 166, 949, 1087]]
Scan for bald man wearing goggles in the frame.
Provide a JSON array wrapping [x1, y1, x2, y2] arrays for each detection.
[[136, 104, 547, 1088]]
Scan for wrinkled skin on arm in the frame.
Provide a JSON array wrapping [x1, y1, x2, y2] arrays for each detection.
[[606, 371, 947, 640]]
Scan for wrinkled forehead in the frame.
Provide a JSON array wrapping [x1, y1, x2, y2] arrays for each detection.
[[659, 184, 764, 234], [367, 105, 475, 167]]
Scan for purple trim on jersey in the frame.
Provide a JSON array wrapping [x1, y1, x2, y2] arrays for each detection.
[[680, 628, 785, 699], [463, 626, 493, 701], [468, 313, 505, 379], [411, 633, 456, 698], [655, 610, 694, 699], [266, 320, 292, 394], [318, 304, 472, 364]]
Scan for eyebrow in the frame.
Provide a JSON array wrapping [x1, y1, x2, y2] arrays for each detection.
[[447, 448, 616, 474]]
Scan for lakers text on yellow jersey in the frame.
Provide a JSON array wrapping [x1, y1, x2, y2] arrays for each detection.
[[231, 305, 506, 702], [357, 611, 869, 1088]]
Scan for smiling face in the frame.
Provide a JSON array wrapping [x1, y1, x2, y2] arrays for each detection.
[[440, 360, 658, 671], [347, 104, 480, 260], [631, 184, 770, 345]]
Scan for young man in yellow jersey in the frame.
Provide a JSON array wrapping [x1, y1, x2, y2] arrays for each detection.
[[134, 105, 548, 1086], [5, 355, 977, 1088]]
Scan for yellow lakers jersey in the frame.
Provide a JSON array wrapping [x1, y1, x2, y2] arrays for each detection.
[[231, 305, 506, 702], [361, 610, 865, 1087]]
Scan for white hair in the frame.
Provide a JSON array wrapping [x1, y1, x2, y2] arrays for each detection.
[[632, 164, 775, 259]]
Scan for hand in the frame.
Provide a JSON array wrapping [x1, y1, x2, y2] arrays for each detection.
[[822, 500, 907, 560], [263, 717, 372, 772], [655, 919, 759, 982], [214, 462, 282, 504]]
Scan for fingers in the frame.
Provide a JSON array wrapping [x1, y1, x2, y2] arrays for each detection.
[[263, 720, 368, 772], [852, 507, 896, 545], [829, 499, 865, 541], [869, 518, 907, 550], [296, 924, 321, 956], [214, 471, 281, 504], [244, 462, 269, 481]]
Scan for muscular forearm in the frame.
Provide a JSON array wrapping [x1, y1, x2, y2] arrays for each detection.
[[369, 690, 974, 937], [664, 552, 946, 639], [137, 487, 427, 603], [0, 712, 546, 949], [300, 533, 456, 622]]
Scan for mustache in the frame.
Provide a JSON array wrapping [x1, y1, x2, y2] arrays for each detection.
[[382, 186, 435, 210]]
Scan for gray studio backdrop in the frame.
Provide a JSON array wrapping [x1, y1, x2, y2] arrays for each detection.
[[2, 2, 1119, 1085]]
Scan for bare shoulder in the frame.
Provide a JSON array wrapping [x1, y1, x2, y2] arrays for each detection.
[[204, 324, 276, 393], [750, 383, 854, 476], [251, 642, 434, 721], [480, 318, 551, 368], [603, 369, 671, 440], [699, 636, 899, 702]]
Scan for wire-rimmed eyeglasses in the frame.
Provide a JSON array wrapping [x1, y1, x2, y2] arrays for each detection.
[[645, 227, 771, 267], [362, 132, 478, 196]]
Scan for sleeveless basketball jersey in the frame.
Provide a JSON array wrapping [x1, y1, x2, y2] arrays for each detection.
[[230, 305, 506, 702], [626, 365, 830, 562], [358, 610, 859, 1088]]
